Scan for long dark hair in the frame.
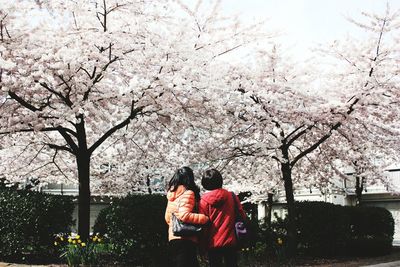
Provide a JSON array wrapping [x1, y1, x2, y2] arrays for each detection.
[[168, 166, 200, 200]]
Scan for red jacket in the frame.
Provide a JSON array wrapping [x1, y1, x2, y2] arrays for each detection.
[[199, 188, 246, 249]]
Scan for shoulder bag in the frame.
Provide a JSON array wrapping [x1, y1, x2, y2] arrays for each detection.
[[172, 191, 202, 236], [231, 192, 249, 241]]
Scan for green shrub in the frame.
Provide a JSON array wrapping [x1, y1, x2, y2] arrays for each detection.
[[346, 206, 394, 256], [293, 201, 394, 256], [253, 202, 394, 258], [294, 201, 352, 256], [93, 193, 168, 266], [0, 187, 74, 262]]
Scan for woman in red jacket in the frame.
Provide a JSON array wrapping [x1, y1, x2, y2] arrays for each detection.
[[199, 169, 247, 267], [165, 166, 209, 267]]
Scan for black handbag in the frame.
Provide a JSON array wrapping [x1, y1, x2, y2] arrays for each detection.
[[171, 191, 202, 236], [172, 213, 202, 236]]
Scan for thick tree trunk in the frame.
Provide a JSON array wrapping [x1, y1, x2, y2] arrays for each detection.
[[77, 153, 91, 241], [76, 116, 91, 241], [281, 146, 297, 257]]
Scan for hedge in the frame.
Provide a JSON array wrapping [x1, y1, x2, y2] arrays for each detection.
[[0, 187, 74, 262], [293, 201, 394, 256], [94, 197, 394, 264], [93, 193, 168, 266], [345, 205, 395, 256]]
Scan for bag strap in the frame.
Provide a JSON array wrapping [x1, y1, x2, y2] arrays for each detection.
[[231, 192, 241, 220]]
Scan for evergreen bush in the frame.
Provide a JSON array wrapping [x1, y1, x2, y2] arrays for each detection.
[[293, 201, 394, 256], [294, 201, 351, 256], [346, 206, 394, 256], [255, 201, 394, 258], [93, 193, 168, 266], [0, 187, 74, 262]]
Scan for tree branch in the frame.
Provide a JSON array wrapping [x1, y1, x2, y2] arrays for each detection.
[[286, 124, 313, 147], [0, 126, 77, 137], [39, 82, 73, 107], [88, 102, 144, 154], [291, 97, 360, 168], [57, 128, 79, 153], [83, 55, 118, 101], [8, 91, 43, 111], [271, 155, 281, 163], [56, 74, 74, 99], [26, 144, 46, 166], [46, 143, 74, 154], [51, 149, 71, 181]]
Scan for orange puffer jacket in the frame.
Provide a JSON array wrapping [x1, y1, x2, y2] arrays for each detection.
[[165, 185, 209, 243]]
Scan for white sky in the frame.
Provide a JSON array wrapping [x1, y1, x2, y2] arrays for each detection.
[[223, 0, 400, 44], [200, 0, 400, 59], [189, 0, 400, 96]]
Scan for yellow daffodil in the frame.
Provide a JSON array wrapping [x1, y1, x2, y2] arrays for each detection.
[[76, 235, 80, 239], [97, 238, 102, 242], [60, 237, 64, 241], [81, 243, 86, 247], [72, 240, 76, 244], [92, 236, 97, 242], [277, 238, 283, 245], [68, 238, 72, 243], [54, 242, 58, 246], [77, 240, 82, 243]]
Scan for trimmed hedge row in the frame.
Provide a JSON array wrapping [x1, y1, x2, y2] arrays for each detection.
[[93, 193, 264, 266], [94, 197, 394, 264], [346, 205, 394, 256], [292, 201, 394, 256], [0, 187, 74, 262], [93, 194, 168, 266]]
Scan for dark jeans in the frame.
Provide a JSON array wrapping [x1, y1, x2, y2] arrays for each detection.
[[208, 247, 238, 267], [168, 239, 199, 267]]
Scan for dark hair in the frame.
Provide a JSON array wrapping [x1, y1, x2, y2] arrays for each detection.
[[201, 169, 223, 190], [168, 166, 200, 200]]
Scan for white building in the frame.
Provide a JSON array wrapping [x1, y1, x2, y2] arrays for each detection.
[[39, 176, 166, 231]]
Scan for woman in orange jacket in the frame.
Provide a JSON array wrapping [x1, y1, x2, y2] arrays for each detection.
[[165, 166, 209, 267]]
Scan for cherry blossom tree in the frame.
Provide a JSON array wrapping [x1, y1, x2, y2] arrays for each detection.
[[0, 0, 262, 239], [197, 7, 400, 254]]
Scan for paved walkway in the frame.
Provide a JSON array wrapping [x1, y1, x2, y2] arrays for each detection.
[[362, 261, 400, 267], [2, 260, 400, 267], [0, 264, 62, 267]]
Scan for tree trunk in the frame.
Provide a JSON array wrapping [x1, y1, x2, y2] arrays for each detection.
[[77, 153, 91, 241], [282, 160, 297, 257], [76, 116, 91, 241], [146, 175, 152, 194], [266, 192, 274, 226], [355, 176, 364, 206]]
